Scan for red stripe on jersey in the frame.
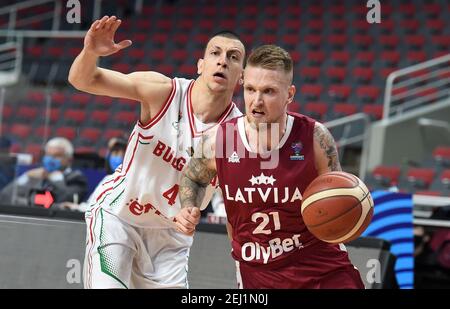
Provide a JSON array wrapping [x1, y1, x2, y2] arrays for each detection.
[[138, 79, 177, 129]]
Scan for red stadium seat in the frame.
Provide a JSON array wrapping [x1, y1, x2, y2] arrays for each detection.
[[381, 51, 400, 65], [432, 35, 450, 50], [330, 20, 347, 33], [281, 34, 299, 46], [362, 105, 383, 120], [352, 67, 374, 83], [112, 63, 131, 73], [104, 129, 127, 141], [352, 20, 370, 33], [334, 103, 357, 116], [401, 19, 420, 34], [262, 19, 278, 31], [179, 64, 197, 76], [2, 105, 12, 119], [328, 85, 351, 101], [306, 51, 325, 65], [10, 124, 32, 139], [114, 111, 138, 127], [51, 92, 65, 106], [399, 3, 416, 17], [260, 34, 277, 45], [64, 109, 86, 124], [27, 91, 45, 103], [55, 126, 76, 140], [70, 93, 90, 107], [80, 128, 102, 143], [353, 34, 373, 49], [150, 48, 165, 61], [304, 102, 327, 120], [135, 63, 151, 71], [356, 51, 375, 65], [172, 50, 188, 62], [330, 51, 350, 65], [91, 111, 110, 125], [300, 84, 322, 100], [307, 19, 323, 32], [129, 49, 145, 60], [407, 51, 427, 63], [440, 170, 450, 186], [357, 86, 381, 102], [241, 20, 257, 30], [48, 46, 64, 58], [407, 168, 435, 189], [424, 3, 441, 17], [433, 146, 450, 166], [27, 46, 42, 57], [379, 35, 400, 49], [17, 106, 38, 119], [285, 19, 301, 31], [328, 34, 347, 48], [300, 66, 321, 82], [405, 35, 425, 49], [303, 34, 322, 48], [372, 165, 401, 186], [326, 67, 346, 82], [426, 20, 445, 34]]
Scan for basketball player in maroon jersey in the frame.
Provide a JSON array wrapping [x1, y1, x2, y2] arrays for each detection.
[[177, 45, 365, 288]]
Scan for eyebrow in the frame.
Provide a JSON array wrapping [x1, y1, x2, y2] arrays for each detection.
[[210, 46, 243, 56]]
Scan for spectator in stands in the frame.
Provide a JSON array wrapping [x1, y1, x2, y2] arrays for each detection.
[[0, 136, 14, 191], [59, 137, 127, 212], [0, 137, 88, 207]]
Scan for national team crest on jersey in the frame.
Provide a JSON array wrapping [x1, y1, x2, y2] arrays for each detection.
[[228, 151, 240, 163], [290, 141, 304, 161]]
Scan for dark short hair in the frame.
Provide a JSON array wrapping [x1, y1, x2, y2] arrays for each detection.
[[204, 30, 246, 60], [247, 45, 293, 74], [208, 30, 242, 44]]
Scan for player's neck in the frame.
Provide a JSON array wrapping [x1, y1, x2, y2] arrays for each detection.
[[191, 79, 233, 124], [245, 113, 288, 153]]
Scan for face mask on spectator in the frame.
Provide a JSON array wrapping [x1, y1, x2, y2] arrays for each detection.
[[109, 155, 123, 171], [42, 155, 62, 173]]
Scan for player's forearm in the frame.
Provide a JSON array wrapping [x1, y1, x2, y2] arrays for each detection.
[[179, 174, 206, 209], [68, 49, 101, 91]]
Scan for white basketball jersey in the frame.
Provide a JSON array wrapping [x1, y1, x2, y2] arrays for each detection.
[[95, 78, 242, 228]]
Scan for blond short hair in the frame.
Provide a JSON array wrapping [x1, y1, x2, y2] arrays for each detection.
[[246, 45, 293, 81]]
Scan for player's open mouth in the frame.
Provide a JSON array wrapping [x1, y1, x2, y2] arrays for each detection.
[[252, 110, 265, 117], [213, 72, 227, 80]]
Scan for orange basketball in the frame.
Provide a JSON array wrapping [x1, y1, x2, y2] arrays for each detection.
[[301, 171, 374, 244]]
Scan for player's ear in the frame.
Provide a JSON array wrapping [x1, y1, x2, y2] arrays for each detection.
[[287, 85, 296, 104], [238, 72, 244, 85], [197, 58, 204, 75]]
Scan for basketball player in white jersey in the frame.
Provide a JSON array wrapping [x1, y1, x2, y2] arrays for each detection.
[[68, 15, 245, 288]]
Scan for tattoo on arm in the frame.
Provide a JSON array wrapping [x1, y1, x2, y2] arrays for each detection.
[[314, 123, 342, 172], [179, 131, 217, 209]]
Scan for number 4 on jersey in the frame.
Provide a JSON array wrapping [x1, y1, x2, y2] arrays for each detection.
[[163, 184, 179, 206]]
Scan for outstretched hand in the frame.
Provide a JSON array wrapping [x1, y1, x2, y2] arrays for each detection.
[[84, 15, 132, 57], [174, 207, 201, 236]]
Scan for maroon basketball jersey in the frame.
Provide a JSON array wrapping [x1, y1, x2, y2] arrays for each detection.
[[216, 113, 324, 269]]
